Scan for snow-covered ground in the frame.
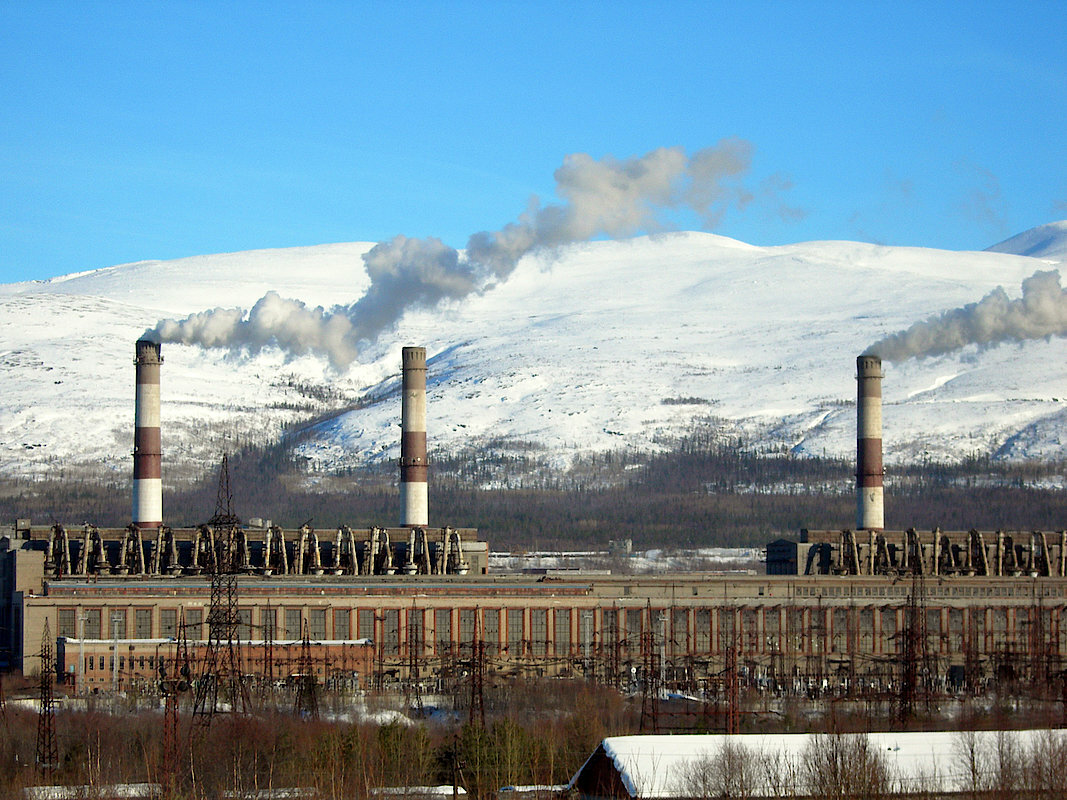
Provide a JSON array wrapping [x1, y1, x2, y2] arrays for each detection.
[[1, 225, 1066, 483]]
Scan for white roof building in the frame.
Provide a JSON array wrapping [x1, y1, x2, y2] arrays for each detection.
[[568, 730, 1065, 799]]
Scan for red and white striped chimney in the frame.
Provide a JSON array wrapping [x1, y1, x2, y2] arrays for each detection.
[[400, 346, 428, 527], [133, 339, 163, 528], [856, 354, 884, 531]]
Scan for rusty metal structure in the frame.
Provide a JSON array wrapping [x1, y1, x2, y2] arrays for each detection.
[[795, 527, 1067, 577], [35, 620, 57, 780]]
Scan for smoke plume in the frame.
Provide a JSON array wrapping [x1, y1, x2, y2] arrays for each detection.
[[147, 141, 762, 369], [867, 269, 1067, 362]]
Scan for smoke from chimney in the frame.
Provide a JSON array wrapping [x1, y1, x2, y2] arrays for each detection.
[[867, 268, 1067, 363], [146, 141, 767, 369]]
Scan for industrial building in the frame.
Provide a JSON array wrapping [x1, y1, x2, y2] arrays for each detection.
[[0, 348, 1065, 702]]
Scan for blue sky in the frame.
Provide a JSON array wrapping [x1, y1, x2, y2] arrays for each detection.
[[2, 1, 1065, 283]]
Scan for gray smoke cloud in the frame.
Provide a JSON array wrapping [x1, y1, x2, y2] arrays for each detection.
[[867, 269, 1067, 362], [148, 141, 760, 369]]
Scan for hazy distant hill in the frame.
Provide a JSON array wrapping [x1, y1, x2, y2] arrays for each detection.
[[1, 224, 1066, 485]]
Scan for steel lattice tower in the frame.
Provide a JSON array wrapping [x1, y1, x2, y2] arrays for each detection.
[[293, 620, 318, 720], [35, 620, 58, 779]]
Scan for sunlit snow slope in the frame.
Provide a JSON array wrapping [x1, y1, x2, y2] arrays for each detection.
[[1, 225, 1066, 483]]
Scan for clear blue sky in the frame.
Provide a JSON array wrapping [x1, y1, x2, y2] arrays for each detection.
[[2, 1, 1065, 283]]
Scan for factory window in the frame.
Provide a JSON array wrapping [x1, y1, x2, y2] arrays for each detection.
[[309, 608, 327, 640], [357, 610, 375, 641], [333, 608, 351, 640], [238, 608, 253, 641], [84, 609, 102, 640], [435, 609, 451, 653], [507, 609, 524, 655], [185, 608, 204, 641], [57, 608, 76, 638], [459, 609, 476, 644], [626, 609, 643, 648], [109, 610, 127, 639], [261, 607, 277, 640], [832, 608, 848, 653], [577, 610, 594, 657], [743, 608, 759, 654], [602, 609, 619, 654], [787, 608, 805, 654], [483, 609, 500, 655], [383, 609, 399, 655], [99, 656, 105, 670], [695, 609, 711, 652], [553, 609, 570, 656], [285, 608, 302, 640], [672, 608, 689, 654], [530, 609, 548, 656], [407, 608, 423, 652], [160, 609, 177, 638], [135, 608, 152, 639]]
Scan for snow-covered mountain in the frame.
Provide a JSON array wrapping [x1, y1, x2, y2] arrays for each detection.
[[987, 221, 1067, 260], [2, 224, 1066, 485]]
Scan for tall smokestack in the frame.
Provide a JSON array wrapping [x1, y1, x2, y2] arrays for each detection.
[[856, 354, 884, 531], [400, 346, 428, 527], [133, 339, 163, 528]]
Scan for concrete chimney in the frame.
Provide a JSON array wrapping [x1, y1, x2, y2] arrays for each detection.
[[400, 346, 428, 527], [133, 339, 163, 528], [856, 354, 884, 531]]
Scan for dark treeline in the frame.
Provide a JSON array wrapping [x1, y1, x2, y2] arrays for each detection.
[[2, 427, 1067, 550], [0, 679, 632, 799]]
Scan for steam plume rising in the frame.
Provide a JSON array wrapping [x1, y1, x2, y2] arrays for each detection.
[[868, 269, 1067, 362], [147, 141, 759, 369]]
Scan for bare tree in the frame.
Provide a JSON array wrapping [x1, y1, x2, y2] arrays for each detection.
[[803, 733, 893, 799], [673, 740, 763, 799]]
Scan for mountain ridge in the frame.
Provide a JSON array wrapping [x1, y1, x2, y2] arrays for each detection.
[[1, 224, 1066, 485]]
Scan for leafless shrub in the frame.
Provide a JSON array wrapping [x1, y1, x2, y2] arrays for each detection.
[[802, 733, 893, 799], [673, 739, 763, 798]]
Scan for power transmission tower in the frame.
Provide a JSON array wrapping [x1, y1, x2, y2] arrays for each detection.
[[263, 600, 275, 689], [160, 614, 192, 799], [35, 620, 58, 780], [468, 611, 485, 727], [406, 603, 424, 716], [208, 453, 241, 529], [294, 620, 318, 720], [897, 573, 929, 724], [724, 632, 740, 735], [193, 456, 250, 725], [639, 623, 661, 733]]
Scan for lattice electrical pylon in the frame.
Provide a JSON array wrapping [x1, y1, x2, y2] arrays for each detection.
[[897, 572, 930, 724], [639, 627, 660, 733], [468, 611, 485, 727], [35, 620, 58, 779], [406, 602, 424, 717], [160, 613, 192, 799], [294, 620, 319, 720], [193, 455, 250, 726], [208, 454, 241, 529]]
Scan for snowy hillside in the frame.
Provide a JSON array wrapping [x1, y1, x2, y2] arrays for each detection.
[[1, 224, 1066, 484], [987, 221, 1067, 260]]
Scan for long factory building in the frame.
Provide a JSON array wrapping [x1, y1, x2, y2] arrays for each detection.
[[1, 346, 1066, 692]]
